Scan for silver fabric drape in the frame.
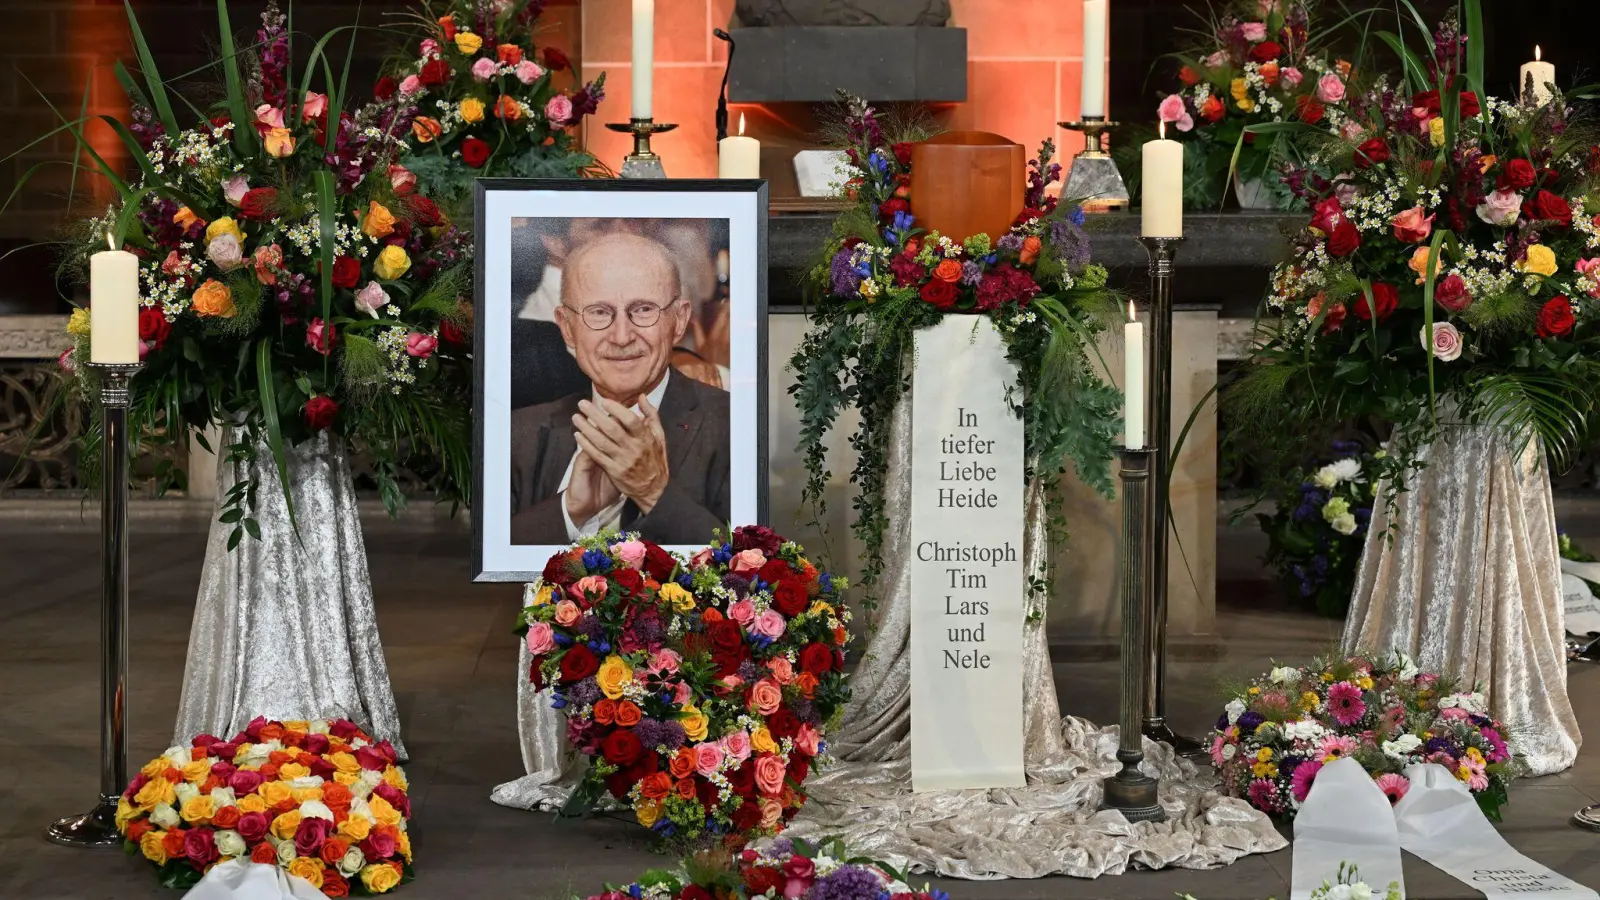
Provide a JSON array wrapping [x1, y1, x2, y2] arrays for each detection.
[[492, 397, 1287, 877], [1342, 424, 1579, 777], [172, 429, 407, 759]]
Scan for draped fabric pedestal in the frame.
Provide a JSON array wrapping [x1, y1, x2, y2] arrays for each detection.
[[1342, 424, 1580, 776], [172, 429, 407, 759], [491, 399, 1285, 878]]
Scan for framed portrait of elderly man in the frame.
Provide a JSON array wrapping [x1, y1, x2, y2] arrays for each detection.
[[472, 179, 769, 581]]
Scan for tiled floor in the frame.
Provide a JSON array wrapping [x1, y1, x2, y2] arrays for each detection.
[[1, 521, 1597, 899]]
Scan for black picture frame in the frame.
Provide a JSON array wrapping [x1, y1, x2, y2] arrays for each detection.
[[472, 178, 769, 582]]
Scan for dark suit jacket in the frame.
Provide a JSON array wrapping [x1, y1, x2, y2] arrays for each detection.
[[510, 319, 591, 411], [509, 374, 731, 545]]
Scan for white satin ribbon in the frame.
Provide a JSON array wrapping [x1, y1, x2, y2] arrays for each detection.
[[184, 860, 326, 900], [1393, 763, 1599, 900], [1292, 757, 1407, 900]]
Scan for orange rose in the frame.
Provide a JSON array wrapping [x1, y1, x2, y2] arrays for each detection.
[[675, 778, 698, 800], [796, 672, 819, 698], [126, 819, 153, 844], [282, 730, 306, 749], [669, 749, 695, 779], [201, 775, 224, 794], [211, 806, 242, 830], [1336, 59, 1352, 77], [614, 701, 642, 727], [639, 771, 672, 800], [162, 768, 182, 783], [494, 95, 523, 121], [296, 751, 316, 767], [259, 763, 280, 781], [932, 259, 962, 283], [702, 608, 724, 624], [1259, 60, 1280, 86], [1019, 235, 1042, 265], [322, 783, 353, 811], [190, 746, 209, 762], [412, 117, 443, 143], [497, 44, 523, 65], [190, 279, 236, 318], [259, 723, 285, 742], [250, 842, 278, 864], [320, 837, 351, 866], [161, 829, 187, 858], [593, 699, 617, 725]]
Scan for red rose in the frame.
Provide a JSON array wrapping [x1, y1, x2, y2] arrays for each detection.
[[891, 141, 914, 168], [542, 548, 582, 586], [879, 197, 910, 220], [419, 58, 452, 86], [543, 47, 571, 71], [1459, 91, 1480, 118], [744, 865, 784, 895], [680, 886, 715, 900], [799, 642, 834, 675], [1354, 282, 1398, 321], [558, 644, 600, 682], [613, 568, 644, 597], [303, 395, 339, 431], [440, 318, 468, 347], [1179, 65, 1199, 86], [1295, 95, 1325, 125], [373, 76, 397, 101], [322, 873, 350, 898], [1434, 274, 1472, 313], [405, 195, 445, 228], [733, 525, 783, 555], [919, 277, 958, 310], [1250, 41, 1281, 63], [238, 187, 279, 222], [767, 707, 800, 740], [643, 544, 676, 583], [331, 255, 361, 289], [728, 760, 756, 797], [461, 136, 492, 168], [1354, 138, 1389, 169], [1538, 296, 1575, 338], [138, 307, 171, 350], [1310, 197, 1344, 234], [757, 560, 792, 585], [787, 753, 810, 784], [1525, 190, 1572, 227], [1326, 220, 1361, 257], [773, 580, 809, 617], [601, 729, 642, 767], [708, 620, 745, 654], [1200, 95, 1225, 122]]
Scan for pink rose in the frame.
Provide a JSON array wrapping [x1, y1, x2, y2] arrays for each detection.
[[1202, 50, 1228, 68], [1316, 73, 1346, 103], [696, 742, 726, 775], [405, 332, 438, 359], [731, 549, 766, 574], [354, 281, 388, 318], [526, 621, 556, 655], [612, 540, 647, 569], [1280, 66, 1303, 88], [471, 57, 499, 81], [223, 174, 250, 206], [766, 656, 795, 685], [553, 599, 581, 626], [515, 60, 545, 84], [648, 648, 681, 675], [1440, 706, 1470, 720], [302, 91, 328, 121], [722, 731, 752, 763], [1577, 258, 1600, 296], [254, 103, 285, 129], [420, 38, 440, 57], [754, 754, 786, 796], [759, 797, 783, 830], [1391, 205, 1435, 243], [399, 75, 423, 96], [748, 678, 784, 716], [673, 682, 692, 705], [1422, 322, 1462, 362], [570, 575, 608, 601], [253, 244, 282, 286], [795, 724, 821, 756], [1476, 189, 1522, 227], [689, 548, 715, 569], [729, 598, 756, 625], [1157, 95, 1194, 132], [545, 94, 574, 126], [751, 609, 787, 639], [1241, 22, 1267, 41]]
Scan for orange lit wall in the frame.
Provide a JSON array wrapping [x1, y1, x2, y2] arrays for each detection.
[[577, 0, 1110, 184]]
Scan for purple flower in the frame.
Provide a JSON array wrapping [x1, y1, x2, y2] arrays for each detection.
[[996, 233, 1025, 253], [810, 864, 885, 900], [569, 678, 602, 707], [791, 698, 819, 724], [722, 573, 752, 597], [1238, 711, 1265, 733], [960, 260, 985, 286], [1049, 217, 1091, 271]]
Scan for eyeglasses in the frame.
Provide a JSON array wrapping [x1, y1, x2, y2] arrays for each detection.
[[562, 302, 669, 331]]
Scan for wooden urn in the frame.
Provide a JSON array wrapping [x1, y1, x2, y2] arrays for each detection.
[[909, 132, 1025, 244]]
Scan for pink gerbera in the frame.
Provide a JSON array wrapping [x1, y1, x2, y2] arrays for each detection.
[[1290, 759, 1323, 802], [1326, 681, 1367, 726], [1210, 734, 1227, 767], [1375, 772, 1410, 804], [1317, 734, 1359, 763], [1247, 778, 1280, 813]]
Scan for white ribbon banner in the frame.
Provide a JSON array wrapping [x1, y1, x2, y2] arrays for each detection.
[[186, 859, 325, 900], [1293, 758, 1407, 900], [1559, 560, 1600, 637], [909, 316, 1026, 792]]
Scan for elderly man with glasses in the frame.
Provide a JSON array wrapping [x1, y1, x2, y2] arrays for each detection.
[[509, 232, 731, 545]]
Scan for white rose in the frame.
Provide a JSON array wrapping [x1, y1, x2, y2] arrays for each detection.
[[163, 746, 191, 768], [149, 802, 179, 828], [174, 782, 199, 807], [339, 846, 367, 877], [215, 829, 246, 859], [355, 770, 385, 797], [1438, 695, 1460, 709], [237, 743, 272, 766], [1423, 321, 1463, 362], [287, 775, 325, 790], [1222, 743, 1238, 760], [1270, 666, 1301, 685], [299, 799, 335, 822], [1351, 882, 1373, 900], [207, 234, 245, 272], [1330, 883, 1353, 900], [1225, 699, 1247, 725], [276, 838, 297, 865], [1382, 734, 1422, 758], [1331, 513, 1358, 535], [209, 786, 237, 808], [309, 720, 331, 735], [1312, 465, 1340, 489]]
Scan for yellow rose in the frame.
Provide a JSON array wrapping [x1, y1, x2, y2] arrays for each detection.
[[362, 863, 403, 894], [679, 705, 709, 742], [382, 767, 409, 791], [182, 759, 212, 784], [191, 279, 236, 318], [292, 786, 325, 804], [283, 720, 310, 732], [258, 781, 293, 808], [206, 216, 245, 246], [374, 245, 411, 281], [454, 32, 484, 55], [397, 831, 413, 863], [140, 831, 170, 865], [116, 796, 142, 830], [1518, 244, 1558, 276], [237, 794, 268, 814], [635, 800, 662, 828], [180, 795, 217, 824], [1231, 78, 1255, 112], [330, 752, 361, 775], [337, 815, 373, 842], [658, 583, 695, 613], [368, 795, 402, 828], [530, 584, 555, 607], [459, 97, 486, 124], [362, 201, 397, 239], [135, 777, 176, 808], [270, 810, 303, 840], [750, 725, 777, 754], [1429, 116, 1446, 147], [67, 307, 92, 336], [1408, 246, 1436, 284], [596, 655, 634, 700], [278, 762, 310, 781], [173, 206, 204, 230], [286, 857, 325, 889], [264, 126, 296, 158], [334, 771, 361, 787]]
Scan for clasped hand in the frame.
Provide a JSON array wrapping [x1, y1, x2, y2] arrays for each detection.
[[566, 397, 670, 521]]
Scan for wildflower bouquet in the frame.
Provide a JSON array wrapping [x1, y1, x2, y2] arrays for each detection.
[[380, 0, 607, 212], [791, 97, 1123, 598], [580, 838, 951, 900], [1233, 8, 1600, 495], [1256, 440, 1378, 617], [1156, 0, 1363, 208], [117, 718, 413, 894], [515, 526, 852, 845], [47, 2, 473, 541], [1212, 652, 1524, 821]]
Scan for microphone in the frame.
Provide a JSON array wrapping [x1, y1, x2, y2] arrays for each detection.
[[714, 29, 735, 142]]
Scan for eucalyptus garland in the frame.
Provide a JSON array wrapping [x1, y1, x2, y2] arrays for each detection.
[[790, 98, 1124, 607]]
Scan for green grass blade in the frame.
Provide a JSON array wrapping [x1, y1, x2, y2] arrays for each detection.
[[1463, 0, 1485, 98], [112, 186, 156, 249], [214, 0, 256, 156], [27, 78, 130, 197], [1421, 229, 1447, 423], [123, 0, 180, 136], [316, 170, 337, 381], [255, 337, 299, 537], [1377, 32, 1430, 94]]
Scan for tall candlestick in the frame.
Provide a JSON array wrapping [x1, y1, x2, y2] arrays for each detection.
[[1080, 0, 1108, 118], [90, 239, 140, 364], [1141, 123, 1183, 237], [718, 113, 761, 179], [631, 0, 655, 119], [1521, 46, 1555, 107], [1124, 303, 1145, 449]]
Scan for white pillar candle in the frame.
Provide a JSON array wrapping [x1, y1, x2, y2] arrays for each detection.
[[718, 113, 761, 178], [1124, 303, 1145, 450], [1080, 0, 1108, 118], [90, 239, 141, 364], [1520, 46, 1555, 107], [631, 0, 654, 119], [1141, 123, 1184, 237]]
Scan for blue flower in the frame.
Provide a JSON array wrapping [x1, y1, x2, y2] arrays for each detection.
[[582, 549, 612, 572], [628, 886, 642, 899], [867, 151, 888, 174], [595, 641, 612, 654], [1069, 205, 1087, 226], [553, 633, 573, 646], [820, 572, 834, 593], [892, 210, 915, 233], [550, 695, 568, 709]]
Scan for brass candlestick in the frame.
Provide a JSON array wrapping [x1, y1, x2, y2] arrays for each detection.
[[1059, 116, 1129, 211], [605, 118, 679, 179]]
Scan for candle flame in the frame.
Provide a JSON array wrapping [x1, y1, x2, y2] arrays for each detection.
[[1535, 45, 1542, 61], [106, 231, 115, 251], [1159, 120, 1167, 140], [1127, 300, 1137, 322], [739, 113, 746, 136]]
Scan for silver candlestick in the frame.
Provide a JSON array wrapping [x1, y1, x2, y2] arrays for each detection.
[[605, 118, 678, 178], [47, 361, 142, 847], [1101, 447, 1165, 821], [1059, 117, 1129, 211]]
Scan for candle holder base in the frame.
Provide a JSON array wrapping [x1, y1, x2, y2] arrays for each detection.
[[1142, 717, 1209, 761], [1060, 117, 1128, 212], [1101, 750, 1166, 822], [46, 796, 122, 848], [607, 118, 678, 179]]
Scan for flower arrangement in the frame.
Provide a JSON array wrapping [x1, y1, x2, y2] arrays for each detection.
[[580, 838, 951, 900], [116, 718, 412, 895], [1155, 0, 1363, 208], [791, 97, 1123, 600], [1183, 863, 1401, 900], [515, 526, 852, 845], [1212, 652, 1524, 821], [1256, 440, 1378, 617], [380, 0, 607, 210], [46, 2, 473, 542], [1232, 9, 1600, 495]]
